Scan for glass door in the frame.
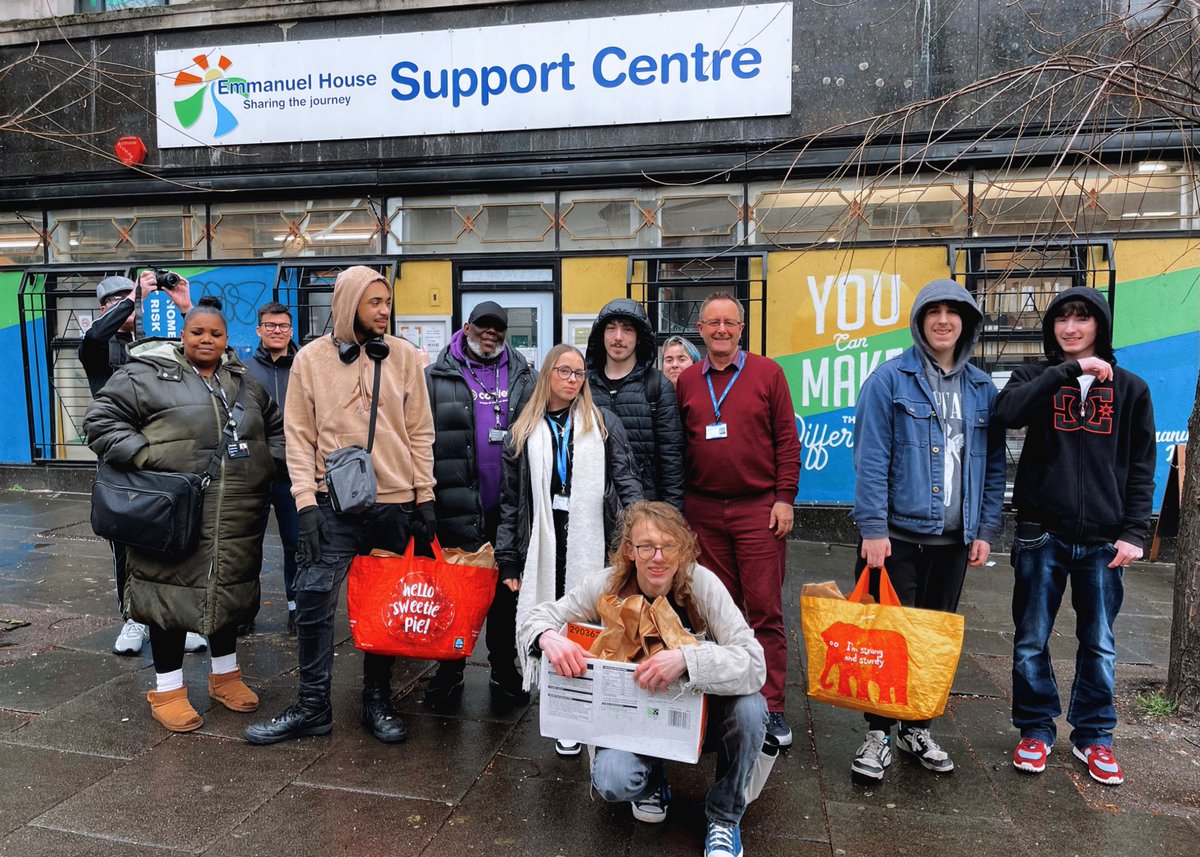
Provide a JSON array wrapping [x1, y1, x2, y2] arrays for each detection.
[[460, 268, 556, 368]]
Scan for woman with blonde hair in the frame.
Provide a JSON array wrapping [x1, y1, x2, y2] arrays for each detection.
[[496, 345, 642, 723]]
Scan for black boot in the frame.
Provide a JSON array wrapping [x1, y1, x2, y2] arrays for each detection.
[[489, 666, 530, 706], [423, 660, 466, 711], [362, 684, 407, 744], [244, 694, 332, 745]]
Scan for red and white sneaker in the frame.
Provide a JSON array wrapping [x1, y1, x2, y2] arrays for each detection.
[[1012, 737, 1051, 774], [1073, 744, 1124, 785]]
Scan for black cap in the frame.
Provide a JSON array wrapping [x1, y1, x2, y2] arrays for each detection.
[[468, 301, 508, 329]]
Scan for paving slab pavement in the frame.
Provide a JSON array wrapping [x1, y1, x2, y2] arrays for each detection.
[[0, 492, 1196, 856]]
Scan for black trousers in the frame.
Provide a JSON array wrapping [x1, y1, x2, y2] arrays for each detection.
[[854, 536, 969, 732], [149, 623, 236, 674]]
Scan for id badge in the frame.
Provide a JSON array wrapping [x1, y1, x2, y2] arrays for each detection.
[[552, 494, 571, 512], [488, 427, 508, 443], [227, 441, 250, 459], [705, 422, 728, 440]]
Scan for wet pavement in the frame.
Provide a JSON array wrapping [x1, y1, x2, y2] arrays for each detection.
[[0, 491, 1196, 856]]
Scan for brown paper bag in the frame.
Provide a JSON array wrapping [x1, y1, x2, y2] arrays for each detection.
[[591, 594, 698, 663], [370, 542, 498, 570]]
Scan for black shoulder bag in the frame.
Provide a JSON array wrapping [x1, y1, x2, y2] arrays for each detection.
[[90, 376, 248, 558]]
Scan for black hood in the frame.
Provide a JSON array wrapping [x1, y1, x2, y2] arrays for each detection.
[[585, 298, 655, 373], [1042, 286, 1114, 365]]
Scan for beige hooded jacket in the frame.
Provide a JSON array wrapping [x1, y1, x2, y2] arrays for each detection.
[[285, 266, 436, 509]]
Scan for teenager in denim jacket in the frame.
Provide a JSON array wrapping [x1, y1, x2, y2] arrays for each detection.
[[849, 279, 1006, 781]]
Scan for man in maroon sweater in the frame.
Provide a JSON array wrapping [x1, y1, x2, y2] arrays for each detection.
[[676, 292, 802, 747]]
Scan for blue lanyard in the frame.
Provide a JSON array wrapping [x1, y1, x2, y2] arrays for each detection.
[[705, 352, 745, 423], [546, 413, 572, 489]]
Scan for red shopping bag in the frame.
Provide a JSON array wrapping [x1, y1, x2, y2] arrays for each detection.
[[347, 537, 498, 659]]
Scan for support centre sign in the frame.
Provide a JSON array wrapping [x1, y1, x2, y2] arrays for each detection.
[[153, 3, 793, 148]]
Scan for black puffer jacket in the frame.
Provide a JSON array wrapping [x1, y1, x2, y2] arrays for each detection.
[[244, 341, 297, 411], [426, 343, 536, 550], [83, 342, 285, 634], [494, 408, 643, 581], [585, 298, 685, 510]]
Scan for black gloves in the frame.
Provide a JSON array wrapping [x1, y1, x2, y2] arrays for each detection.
[[297, 506, 327, 567], [411, 501, 438, 543]]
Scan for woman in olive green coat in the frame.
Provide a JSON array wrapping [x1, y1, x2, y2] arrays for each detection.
[[84, 297, 285, 732]]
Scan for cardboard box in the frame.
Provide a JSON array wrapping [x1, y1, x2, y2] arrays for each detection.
[[565, 620, 602, 651], [539, 655, 707, 764]]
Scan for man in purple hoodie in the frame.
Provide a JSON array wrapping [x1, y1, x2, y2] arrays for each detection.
[[423, 302, 537, 708]]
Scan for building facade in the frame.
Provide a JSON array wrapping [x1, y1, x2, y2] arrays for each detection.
[[0, 0, 1196, 510]]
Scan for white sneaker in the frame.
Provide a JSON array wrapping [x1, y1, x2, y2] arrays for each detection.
[[112, 619, 148, 655], [555, 739, 582, 757], [184, 632, 208, 653]]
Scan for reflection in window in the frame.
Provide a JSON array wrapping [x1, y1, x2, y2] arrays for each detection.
[[0, 212, 45, 265], [47, 206, 203, 263], [211, 198, 381, 259]]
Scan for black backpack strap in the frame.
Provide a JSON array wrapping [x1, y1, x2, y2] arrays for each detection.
[[644, 366, 661, 416]]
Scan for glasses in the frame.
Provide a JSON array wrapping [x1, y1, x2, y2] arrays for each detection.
[[700, 319, 743, 330], [102, 294, 129, 307], [552, 365, 586, 381], [259, 322, 293, 332], [632, 543, 679, 560]]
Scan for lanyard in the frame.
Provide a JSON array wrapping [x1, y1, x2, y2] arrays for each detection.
[[464, 358, 504, 427], [705, 351, 745, 423], [192, 364, 238, 442], [546, 413, 572, 490]]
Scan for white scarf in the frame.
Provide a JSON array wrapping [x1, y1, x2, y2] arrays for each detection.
[[516, 409, 608, 688]]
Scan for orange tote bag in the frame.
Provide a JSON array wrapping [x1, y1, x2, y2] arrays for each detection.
[[348, 537, 499, 659]]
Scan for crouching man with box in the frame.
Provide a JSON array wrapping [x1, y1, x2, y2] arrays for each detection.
[[518, 501, 766, 857]]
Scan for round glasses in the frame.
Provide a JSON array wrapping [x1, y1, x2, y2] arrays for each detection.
[[632, 543, 679, 560], [552, 365, 586, 381]]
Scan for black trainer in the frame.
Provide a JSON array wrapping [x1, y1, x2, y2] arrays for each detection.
[[244, 695, 333, 745], [362, 685, 407, 744], [489, 668, 531, 705], [422, 664, 466, 711]]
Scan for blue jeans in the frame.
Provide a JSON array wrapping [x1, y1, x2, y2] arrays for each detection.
[[590, 693, 766, 825], [264, 480, 300, 602], [1011, 532, 1124, 749]]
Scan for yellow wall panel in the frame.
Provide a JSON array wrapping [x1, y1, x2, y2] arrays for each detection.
[[396, 260, 452, 314], [562, 256, 626, 314]]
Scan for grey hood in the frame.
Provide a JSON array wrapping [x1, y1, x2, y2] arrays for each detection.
[[909, 279, 983, 376]]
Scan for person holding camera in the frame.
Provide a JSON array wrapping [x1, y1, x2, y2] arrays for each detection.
[[80, 269, 206, 658], [245, 266, 437, 747]]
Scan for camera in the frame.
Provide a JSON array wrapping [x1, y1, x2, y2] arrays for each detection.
[[153, 269, 180, 289]]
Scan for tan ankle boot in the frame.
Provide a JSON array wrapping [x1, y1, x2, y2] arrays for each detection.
[[146, 687, 203, 732], [208, 668, 259, 712]]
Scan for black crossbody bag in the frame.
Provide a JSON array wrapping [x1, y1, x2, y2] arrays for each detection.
[[91, 378, 247, 558]]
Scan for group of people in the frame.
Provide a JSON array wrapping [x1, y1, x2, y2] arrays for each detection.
[[851, 279, 1155, 789], [78, 266, 1154, 857], [81, 267, 799, 857]]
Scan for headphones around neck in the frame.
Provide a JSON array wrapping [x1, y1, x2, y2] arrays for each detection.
[[333, 334, 390, 364]]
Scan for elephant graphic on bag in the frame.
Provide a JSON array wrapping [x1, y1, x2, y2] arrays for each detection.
[[818, 622, 909, 705]]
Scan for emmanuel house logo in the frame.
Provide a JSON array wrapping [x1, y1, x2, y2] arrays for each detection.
[[172, 54, 244, 138]]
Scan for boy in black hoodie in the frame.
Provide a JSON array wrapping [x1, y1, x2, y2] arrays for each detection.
[[995, 286, 1155, 786]]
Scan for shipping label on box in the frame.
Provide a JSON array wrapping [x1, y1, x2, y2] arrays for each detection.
[[539, 656, 707, 764], [565, 621, 602, 651]]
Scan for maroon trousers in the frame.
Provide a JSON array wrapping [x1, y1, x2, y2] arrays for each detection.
[[685, 490, 788, 711]]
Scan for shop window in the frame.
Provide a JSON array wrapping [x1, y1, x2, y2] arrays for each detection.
[[0, 212, 46, 266], [659, 195, 742, 249], [211, 198, 382, 259], [386, 193, 555, 254], [47, 205, 203, 263], [560, 195, 662, 250], [751, 179, 968, 245], [974, 166, 1196, 236]]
